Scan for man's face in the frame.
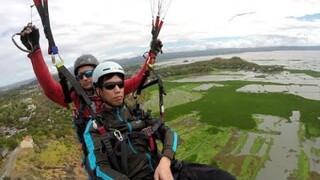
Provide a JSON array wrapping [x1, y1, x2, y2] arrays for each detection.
[[98, 74, 124, 107], [77, 66, 94, 89]]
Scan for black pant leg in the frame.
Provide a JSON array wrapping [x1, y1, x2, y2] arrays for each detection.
[[173, 161, 236, 180]]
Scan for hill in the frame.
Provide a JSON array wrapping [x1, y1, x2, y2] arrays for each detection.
[[1, 45, 319, 92]]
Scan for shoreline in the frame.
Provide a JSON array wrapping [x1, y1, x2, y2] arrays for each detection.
[[159, 50, 320, 71]]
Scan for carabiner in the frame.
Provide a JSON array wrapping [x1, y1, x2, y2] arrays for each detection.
[[92, 120, 98, 130], [51, 54, 64, 69], [113, 129, 123, 141]]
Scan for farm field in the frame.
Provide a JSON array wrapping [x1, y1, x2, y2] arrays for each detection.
[[142, 70, 320, 179]]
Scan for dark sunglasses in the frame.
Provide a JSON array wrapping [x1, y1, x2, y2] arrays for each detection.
[[103, 81, 125, 90], [76, 70, 93, 79]]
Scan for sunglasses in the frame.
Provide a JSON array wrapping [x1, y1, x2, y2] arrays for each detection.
[[76, 70, 93, 79], [103, 81, 125, 90]]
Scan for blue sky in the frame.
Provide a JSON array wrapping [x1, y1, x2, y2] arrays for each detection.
[[0, 0, 320, 87]]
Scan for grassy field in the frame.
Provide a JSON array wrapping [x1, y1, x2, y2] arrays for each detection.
[[10, 138, 87, 179], [142, 77, 320, 179], [149, 80, 320, 136]]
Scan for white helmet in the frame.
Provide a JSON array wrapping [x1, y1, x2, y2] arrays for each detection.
[[92, 61, 125, 85]]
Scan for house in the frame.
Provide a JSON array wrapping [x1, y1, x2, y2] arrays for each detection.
[[20, 135, 34, 148]]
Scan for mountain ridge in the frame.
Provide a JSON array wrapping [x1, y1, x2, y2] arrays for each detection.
[[1, 45, 319, 92], [110, 45, 320, 66]]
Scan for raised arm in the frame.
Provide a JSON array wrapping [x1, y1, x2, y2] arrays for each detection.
[[28, 50, 68, 108], [123, 39, 163, 95], [19, 25, 68, 108], [123, 58, 148, 95]]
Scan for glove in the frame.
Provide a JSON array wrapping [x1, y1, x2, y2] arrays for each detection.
[[150, 39, 163, 56], [20, 24, 40, 53]]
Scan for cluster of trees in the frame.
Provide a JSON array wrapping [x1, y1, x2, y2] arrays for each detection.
[[0, 86, 74, 152]]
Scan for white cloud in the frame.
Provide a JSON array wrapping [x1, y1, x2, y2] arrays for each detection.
[[0, 0, 319, 87]]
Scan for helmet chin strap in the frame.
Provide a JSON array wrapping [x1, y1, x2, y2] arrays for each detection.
[[101, 97, 124, 109]]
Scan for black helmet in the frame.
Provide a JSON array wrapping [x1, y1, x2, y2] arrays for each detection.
[[73, 54, 99, 75]]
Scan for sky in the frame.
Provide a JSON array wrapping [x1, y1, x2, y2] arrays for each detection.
[[0, 0, 320, 87]]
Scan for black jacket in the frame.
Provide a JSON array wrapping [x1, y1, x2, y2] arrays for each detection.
[[84, 104, 178, 180]]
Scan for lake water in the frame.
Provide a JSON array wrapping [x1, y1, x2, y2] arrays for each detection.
[[169, 50, 320, 179], [160, 50, 320, 71], [173, 50, 320, 101]]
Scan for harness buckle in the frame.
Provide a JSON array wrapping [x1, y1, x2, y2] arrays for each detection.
[[142, 126, 153, 137], [114, 129, 123, 141], [92, 120, 98, 129]]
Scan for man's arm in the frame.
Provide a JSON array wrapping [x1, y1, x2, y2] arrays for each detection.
[[123, 40, 163, 95], [123, 58, 148, 95], [157, 122, 179, 160], [21, 26, 69, 108], [154, 156, 174, 180], [28, 49, 69, 108], [152, 119, 178, 180]]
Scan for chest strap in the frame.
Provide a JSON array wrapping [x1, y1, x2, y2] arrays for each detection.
[[93, 119, 163, 174], [142, 121, 163, 151], [93, 120, 122, 172]]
